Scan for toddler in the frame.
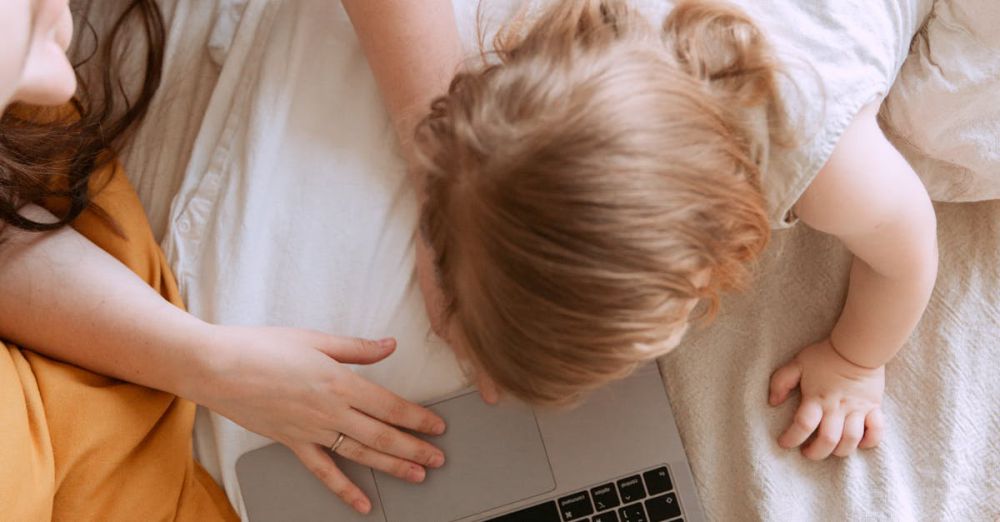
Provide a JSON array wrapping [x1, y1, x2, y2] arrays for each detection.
[[412, 0, 937, 460]]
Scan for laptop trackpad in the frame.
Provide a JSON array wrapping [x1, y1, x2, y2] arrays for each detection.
[[376, 392, 555, 522]]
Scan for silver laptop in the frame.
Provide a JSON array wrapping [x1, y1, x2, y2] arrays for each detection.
[[236, 363, 705, 522]]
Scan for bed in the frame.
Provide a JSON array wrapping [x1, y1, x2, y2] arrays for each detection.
[[119, 0, 1000, 519]]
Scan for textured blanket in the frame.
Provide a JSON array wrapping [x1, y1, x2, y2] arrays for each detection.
[[659, 199, 1000, 520]]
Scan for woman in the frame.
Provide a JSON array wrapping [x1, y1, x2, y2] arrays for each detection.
[[0, 0, 452, 517]]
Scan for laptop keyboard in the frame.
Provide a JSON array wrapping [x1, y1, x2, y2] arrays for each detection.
[[484, 465, 683, 522]]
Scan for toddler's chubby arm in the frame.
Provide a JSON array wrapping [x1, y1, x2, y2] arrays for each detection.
[[768, 101, 938, 459]]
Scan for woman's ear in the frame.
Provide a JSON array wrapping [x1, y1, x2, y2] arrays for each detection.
[[15, 3, 75, 106]]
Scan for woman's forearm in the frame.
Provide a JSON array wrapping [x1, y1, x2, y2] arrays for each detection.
[[0, 205, 212, 398], [341, 0, 464, 156], [2, 0, 467, 403], [830, 249, 938, 369]]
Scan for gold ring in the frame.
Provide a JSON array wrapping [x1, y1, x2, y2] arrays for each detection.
[[329, 432, 347, 453]]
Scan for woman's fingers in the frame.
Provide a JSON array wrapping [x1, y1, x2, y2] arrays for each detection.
[[859, 408, 885, 449], [288, 442, 372, 514], [344, 373, 446, 436], [778, 399, 822, 449], [312, 333, 397, 364], [334, 436, 427, 483], [833, 412, 866, 457], [344, 409, 446, 469], [768, 361, 802, 406], [302, 333, 446, 435], [802, 412, 845, 460]]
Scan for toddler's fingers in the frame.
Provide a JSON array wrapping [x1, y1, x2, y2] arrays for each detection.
[[859, 408, 885, 449], [477, 373, 500, 405], [768, 361, 802, 406], [802, 412, 844, 460], [833, 412, 865, 457], [778, 400, 821, 449]]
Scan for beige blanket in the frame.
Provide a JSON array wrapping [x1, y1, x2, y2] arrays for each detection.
[[659, 199, 1000, 520]]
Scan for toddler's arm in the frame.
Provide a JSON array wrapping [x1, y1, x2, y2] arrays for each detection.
[[769, 101, 938, 458], [797, 103, 938, 367]]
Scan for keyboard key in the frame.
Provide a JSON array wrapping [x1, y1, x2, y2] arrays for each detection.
[[644, 493, 682, 522], [593, 511, 620, 522], [558, 491, 595, 521], [618, 502, 648, 522], [642, 467, 673, 496], [617, 475, 647, 503], [487, 500, 561, 522], [591, 483, 621, 511]]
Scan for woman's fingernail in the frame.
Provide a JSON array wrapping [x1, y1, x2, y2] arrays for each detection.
[[428, 453, 445, 468], [353, 498, 371, 513], [408, 465, 426, 482], [378, 338, 395, 349], [431, 421, 446, 435]]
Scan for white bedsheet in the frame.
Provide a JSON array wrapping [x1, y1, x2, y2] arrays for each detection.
[[136, 0, 1000, 519], [160, 2, 469, 515]]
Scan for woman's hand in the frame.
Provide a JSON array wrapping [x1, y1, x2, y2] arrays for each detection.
[[768, 339, 885, 459], [189, 325, 447, 514]]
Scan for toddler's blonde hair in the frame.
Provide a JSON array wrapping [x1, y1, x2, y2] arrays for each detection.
[[415, 0, 788, 405]]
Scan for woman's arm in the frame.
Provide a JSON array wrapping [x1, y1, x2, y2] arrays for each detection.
[[0, 205, 446, 514], [341, 0, 464, 157], [768, 102, 938, 460], [0, 205, 208, 390], [343, 1, 501, 403]]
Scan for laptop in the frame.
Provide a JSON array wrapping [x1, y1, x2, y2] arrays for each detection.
[[236, 363, 705, 522]]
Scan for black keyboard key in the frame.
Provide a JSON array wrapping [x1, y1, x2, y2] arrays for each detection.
[[487, 500, 561, 522], [558, 491, 595, 521], [593, 512, 620, 522], [591, 483, 621, 511], [644, 493, 682, 522], [642, 467, 673, 495], [616, 475, 646, 503], [618, 502, 648, 522]]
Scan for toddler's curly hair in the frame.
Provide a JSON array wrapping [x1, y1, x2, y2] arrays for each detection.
[[415, 0, 788, 405]]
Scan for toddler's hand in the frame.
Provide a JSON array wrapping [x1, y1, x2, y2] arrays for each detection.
[[475, 371, 501, 404], [768, 339, 885, 459]]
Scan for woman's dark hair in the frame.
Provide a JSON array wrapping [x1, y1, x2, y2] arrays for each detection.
[[0, 0, 165, 234]]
